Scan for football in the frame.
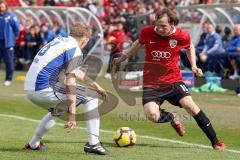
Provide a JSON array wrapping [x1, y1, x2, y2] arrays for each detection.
[[114, 127, 136, 147]]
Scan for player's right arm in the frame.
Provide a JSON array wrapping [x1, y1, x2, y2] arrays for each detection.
[[113, 39, 142, 66]]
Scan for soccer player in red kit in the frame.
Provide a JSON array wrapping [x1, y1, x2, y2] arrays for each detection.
[[113, 8, 225, 150]]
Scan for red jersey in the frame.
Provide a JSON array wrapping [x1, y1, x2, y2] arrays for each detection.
[[107, 29, 129, 52], [138, 25, 191, 89], [16, 28, 26, 45]]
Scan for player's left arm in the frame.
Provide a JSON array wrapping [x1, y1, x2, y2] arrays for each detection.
[[186, 41, 203, 77]]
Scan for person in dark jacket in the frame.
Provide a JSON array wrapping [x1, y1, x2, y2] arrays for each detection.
[[0, 0, 20, 86], [225, 24, 240, 80], [24, 26, 38, 63], [41, 24, 55, 45], [52, 21, 67, 37]]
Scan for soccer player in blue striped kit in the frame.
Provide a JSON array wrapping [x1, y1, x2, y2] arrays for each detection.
[[24, 23, 108, 155]]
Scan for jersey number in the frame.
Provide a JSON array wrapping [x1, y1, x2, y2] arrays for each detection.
[[37, 41, 60, 56]]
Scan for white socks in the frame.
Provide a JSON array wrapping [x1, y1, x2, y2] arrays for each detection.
[[84, 98, 100, 145], [29, 97, 100, 147], [29, 112, 55, 148], [234, 70, 238, 76]]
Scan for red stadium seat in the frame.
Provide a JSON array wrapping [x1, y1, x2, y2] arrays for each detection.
[[7, 0, 20, 6]]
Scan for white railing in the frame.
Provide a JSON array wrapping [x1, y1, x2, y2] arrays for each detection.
[[11, 6, 104, 57]]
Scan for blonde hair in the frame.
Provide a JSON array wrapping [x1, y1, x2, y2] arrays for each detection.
[[69, 22, 92, 38]]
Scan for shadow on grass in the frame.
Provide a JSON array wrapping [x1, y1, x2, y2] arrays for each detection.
[[0, 146, 86, 156], [43, 140, 83, 144], [0, 147, 25, 152], [43, 140, 193, 149], [101, 142, 192, 149]]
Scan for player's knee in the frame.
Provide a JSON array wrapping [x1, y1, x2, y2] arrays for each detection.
[[147, 113, 159, 122]]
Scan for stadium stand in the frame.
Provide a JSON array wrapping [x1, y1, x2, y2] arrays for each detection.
[[1, 0, 240, 89]]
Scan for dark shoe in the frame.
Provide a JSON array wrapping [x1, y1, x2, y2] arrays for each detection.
[[24, 142, 48, 151], [84, 142, 107, 155]]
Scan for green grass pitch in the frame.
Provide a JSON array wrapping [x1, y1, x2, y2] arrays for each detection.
[[0, 71, 239, 160]]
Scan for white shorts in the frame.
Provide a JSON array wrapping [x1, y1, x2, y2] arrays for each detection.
[[25, 84, 98, 112]]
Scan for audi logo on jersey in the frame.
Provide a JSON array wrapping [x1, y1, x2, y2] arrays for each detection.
[[151, 51, 171, 61]]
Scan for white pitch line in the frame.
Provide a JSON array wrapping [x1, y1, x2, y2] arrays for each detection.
[[0, 113, 239, 154], [13, 94, 26, 97]]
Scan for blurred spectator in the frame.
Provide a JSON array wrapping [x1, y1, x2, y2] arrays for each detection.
[[181, 23, 209, 70], [225, 24, 240, 80], [81, 0, 98, 15], [52, 21, 67, 37], [222, 27, 232, 47], [199, 23, 222, 75], [0, 0, 20, 86], [104, 20, 130, 79], [15, 23, 26, 69], [215, 25, 222, 35], [34, 24, 43, 52], [25, 18, 33, 31], [196, 23, 208, 53], [23, 25, 38, 63], [41, 23, 55, 45], [44, 0, 55, 6]]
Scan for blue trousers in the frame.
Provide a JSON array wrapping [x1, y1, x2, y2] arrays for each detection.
[[229, 53, 240, 74], [0, 41, 14, 81]]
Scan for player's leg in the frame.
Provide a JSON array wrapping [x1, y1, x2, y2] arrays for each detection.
[[143, 101, 161, 122], [25, 90, 58, 150], [143, 88, 185, 136], [77, 86, 107, 155], [2, 47, 14, 85], [179, 96, 225, 150], [166, 82, 224, 149], [83, 98, 107, 155], [26, 112, 55, 150], [142, 88, 171, 123], [143, 101, 185, 136]]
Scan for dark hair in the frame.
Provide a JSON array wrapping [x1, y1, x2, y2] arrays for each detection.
[[224, 27, 231, 35], [155, 8, 179, 26]]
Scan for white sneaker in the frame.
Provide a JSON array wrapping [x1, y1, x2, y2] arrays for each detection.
[[24, 60, 31, 64], [19, 58, 31, 64], [104, 73, 112, 80], [229, 74, 240, 80], [4, 80, 12, 86], [19, 58, 25, 64]]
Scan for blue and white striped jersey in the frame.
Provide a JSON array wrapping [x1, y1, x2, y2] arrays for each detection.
[[24, 36, 82, 91]]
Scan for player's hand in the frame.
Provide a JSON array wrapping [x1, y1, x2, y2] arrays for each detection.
[[113, 55, 127, 66], [113, 57, 122, 66], [64, 113, 76, 132], [64, 120, 76, 133], [96, 86, 109, 102], [90, 82, 109, 102], [192, 67, 203, 77]]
